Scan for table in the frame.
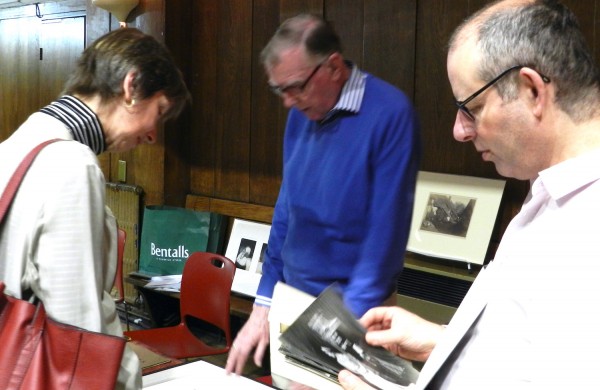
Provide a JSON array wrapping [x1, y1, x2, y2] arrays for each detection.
[[127, 340, 185, 375], [142, 360, 272, 389], [125, 275, 254, 328]]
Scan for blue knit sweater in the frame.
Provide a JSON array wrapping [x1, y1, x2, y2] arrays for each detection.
[[256, 72, 421, 316]]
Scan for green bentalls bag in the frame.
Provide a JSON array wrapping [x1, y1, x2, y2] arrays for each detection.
[[138, 205, 227, 276]]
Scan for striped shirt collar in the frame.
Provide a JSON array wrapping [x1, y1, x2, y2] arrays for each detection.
[[39, 95, 106, 154], [320, 62, 366, 123]]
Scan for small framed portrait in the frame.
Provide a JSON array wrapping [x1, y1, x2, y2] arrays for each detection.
[[225, 219, 271, 297], [407, 171, 505, 265], [234, 238, 256, 271]]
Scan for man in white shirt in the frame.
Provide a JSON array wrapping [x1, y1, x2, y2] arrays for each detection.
[[339, 0, 600, 388]]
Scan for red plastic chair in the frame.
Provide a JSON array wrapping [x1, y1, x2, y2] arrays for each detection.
[[124, 252, 236, 359], [255, 375, 273, 386]]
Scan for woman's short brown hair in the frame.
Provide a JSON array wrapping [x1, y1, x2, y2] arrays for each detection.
[[62, 28, 190, 120]]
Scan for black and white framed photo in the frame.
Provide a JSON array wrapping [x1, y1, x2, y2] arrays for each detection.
[[225, 218, 271, 297], [407, 171, 505, 265]]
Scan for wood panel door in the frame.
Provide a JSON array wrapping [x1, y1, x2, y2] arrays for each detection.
[[0, 17, 40, 140], [0, 12, 84, 143], [38, 14, 85, 107]]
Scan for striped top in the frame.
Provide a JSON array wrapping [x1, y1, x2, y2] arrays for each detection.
[[40, 95, 105, 154]]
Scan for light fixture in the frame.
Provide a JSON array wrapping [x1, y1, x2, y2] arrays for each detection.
[[92, 0, 139, 27]]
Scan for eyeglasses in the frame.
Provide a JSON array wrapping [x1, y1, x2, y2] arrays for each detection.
[[269, 62, 323, 97], [455, 65, 551, 121]]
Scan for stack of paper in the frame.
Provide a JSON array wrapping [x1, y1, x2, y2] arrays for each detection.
[[144, 275, 182, 292]]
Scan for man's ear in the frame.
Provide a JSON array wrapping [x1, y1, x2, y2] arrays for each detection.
[[122, 70, 137, 102], [327, 52, 345, 80], [520, 67, 550, 118]]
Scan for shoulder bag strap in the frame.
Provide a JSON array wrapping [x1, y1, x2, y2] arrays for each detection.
[[0, 139, 63, 223]]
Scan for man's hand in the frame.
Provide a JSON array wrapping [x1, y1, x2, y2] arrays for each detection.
[[359, 306, 444, 362], [338, 370, 376, 390], [225, 305, 270, 375]]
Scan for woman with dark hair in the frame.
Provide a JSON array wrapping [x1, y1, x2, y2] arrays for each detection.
[[0, 28, 190, 389]]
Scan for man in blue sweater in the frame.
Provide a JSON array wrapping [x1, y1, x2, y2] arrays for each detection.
[[226, 13, 421, 376]]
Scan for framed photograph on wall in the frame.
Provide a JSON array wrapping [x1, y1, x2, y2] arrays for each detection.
[[225, 218, 271, 297], [406, 171, 506, 266]]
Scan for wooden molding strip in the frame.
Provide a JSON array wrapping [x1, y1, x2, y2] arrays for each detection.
[[185, 194, 273, 224]]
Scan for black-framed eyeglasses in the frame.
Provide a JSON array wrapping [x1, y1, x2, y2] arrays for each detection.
[[455, 65, 551, 121], [269, 62, 324, 97]]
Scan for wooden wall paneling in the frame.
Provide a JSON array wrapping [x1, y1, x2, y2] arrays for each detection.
[[85, 0, 111, 177], [129, 0, 164, 41], [415, 0, 471, 176], [249, 0, 326, 205], [363, 0, 416, 97], [324, 0, 364, 68], [0, 0, 84, 20], [163, 0, 193, 206], [189, 0, 218, 196], [414, 0, 526, 259], [268, 0, 324, 204], [563, 0, 595, 52], [78, 0, 600, 270], [0, 0, 85, 142], [116, 0, 166, 206], [85, 0, 110, 47], [249, 0, 284, 206], [280, 0, 323, 21], [0, 17, 39, 141], [562, 0, 600, 66], [39, 15, 85, 107], [128, 143, 165, 205], [213, 0, 253, 201], [592, 0, 600, 65], [186, 194, 274, 225], [414, 0, 495, 178]]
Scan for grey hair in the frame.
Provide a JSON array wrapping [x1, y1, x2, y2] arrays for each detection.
[[260, 13, 342, 68], [451, 0, 600, 122]]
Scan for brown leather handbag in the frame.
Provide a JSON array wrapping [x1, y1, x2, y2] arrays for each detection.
[[0, 139, 126, 390]]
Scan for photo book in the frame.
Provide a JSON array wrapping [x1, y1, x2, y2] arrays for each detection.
[[278, 285, 419, 389]]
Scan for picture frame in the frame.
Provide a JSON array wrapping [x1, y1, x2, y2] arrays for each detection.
[[406, 171, 505, 266], [225, 218, 271, 297]]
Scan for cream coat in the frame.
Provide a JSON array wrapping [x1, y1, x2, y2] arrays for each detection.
[[0, 112, 142, 389]]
